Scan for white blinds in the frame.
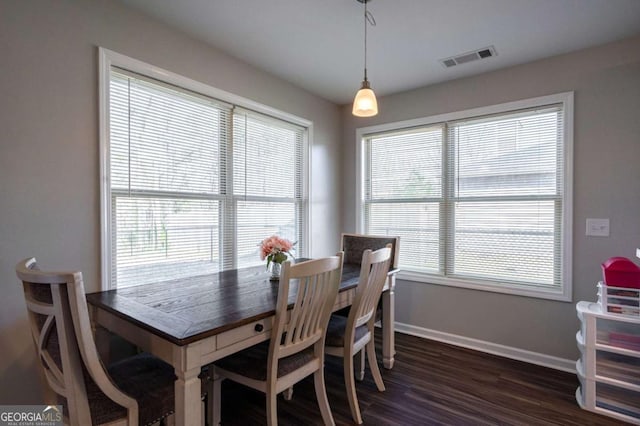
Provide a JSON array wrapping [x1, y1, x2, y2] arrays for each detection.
[[109, 69, 306, 287], [448, 106, 563, 287], [230, 110, 305, 270], [365, 126, 443, 272], [363, 104, 565, 290]]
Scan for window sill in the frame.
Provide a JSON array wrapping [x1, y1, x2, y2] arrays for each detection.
[[397, 270, 572, 302]]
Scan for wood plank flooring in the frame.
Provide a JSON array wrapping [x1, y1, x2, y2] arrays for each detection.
[[218, 332, 627, 425]]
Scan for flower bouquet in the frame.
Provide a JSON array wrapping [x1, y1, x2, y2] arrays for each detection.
[[260, 235, 295, 280]]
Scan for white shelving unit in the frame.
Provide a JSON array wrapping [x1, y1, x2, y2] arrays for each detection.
[[576, 301, 640, 424]]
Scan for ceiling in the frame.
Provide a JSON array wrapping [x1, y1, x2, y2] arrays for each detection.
[[119, 0, 640, 105]]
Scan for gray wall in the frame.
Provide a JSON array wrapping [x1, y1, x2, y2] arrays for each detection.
[[2, 0, 639, 406], [341, 35, 640, 360], [0, 0, 342, 403]]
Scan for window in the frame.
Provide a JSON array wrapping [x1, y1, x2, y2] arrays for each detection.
[[101, 50, 309, 289], [358, 93, 573, 300]]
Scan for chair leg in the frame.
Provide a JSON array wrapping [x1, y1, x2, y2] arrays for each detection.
[[210, 370, 222, 426], [366, 339, 385, 392], [354, 348, 365, 381], [344, 352, 363, 424], [313, 368, 335, 426], [266, 391, 278, 426], [283, 386, 294, 401]]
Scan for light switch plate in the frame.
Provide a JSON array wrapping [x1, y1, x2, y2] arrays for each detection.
[[586, 218, 610, 237]]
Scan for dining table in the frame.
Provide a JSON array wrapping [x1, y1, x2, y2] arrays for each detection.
[[86, 260, 398, 426]]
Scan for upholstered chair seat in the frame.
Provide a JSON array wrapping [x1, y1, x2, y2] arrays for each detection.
[[89, 353, 176, 425], [215, 342, 315, 382], [325, 315, 368, 348]]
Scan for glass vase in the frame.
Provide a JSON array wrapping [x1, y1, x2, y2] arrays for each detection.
[[269, 262, 282, 280]]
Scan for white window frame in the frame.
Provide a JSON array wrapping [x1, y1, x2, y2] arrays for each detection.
[[99, 47, 311, 290], [356, 92, 574, 301]]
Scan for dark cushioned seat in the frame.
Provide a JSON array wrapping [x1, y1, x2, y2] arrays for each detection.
[[215, 341, 316, 381], [108, 353, 176, 425], [54, 352, 177, 426], [325, 315, 368, 347], [35, 310, 175, 426]]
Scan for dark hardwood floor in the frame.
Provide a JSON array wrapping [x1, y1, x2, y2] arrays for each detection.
[[219, 332, 628, 425]]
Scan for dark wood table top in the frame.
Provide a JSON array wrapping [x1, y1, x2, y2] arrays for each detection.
[[87, 261, 373, 346]]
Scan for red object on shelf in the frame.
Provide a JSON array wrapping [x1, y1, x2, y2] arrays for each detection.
[[602, 257, 640, 289], [608, 332, 640, 350]]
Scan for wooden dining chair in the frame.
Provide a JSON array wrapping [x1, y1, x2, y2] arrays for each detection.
[[212, 254, 344, 426], [324, 246, 393, 425], [341, 233, 399, 270], [340, 233, 399, 374], [16, 257, 177, 426]]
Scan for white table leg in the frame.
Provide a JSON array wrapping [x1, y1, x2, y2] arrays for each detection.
[[174, 367, 202, 426], [173, 345, 203, 426], [382, 276, 396, 369]]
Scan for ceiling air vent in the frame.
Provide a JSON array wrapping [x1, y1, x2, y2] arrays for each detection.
[[440, 46, 497, 68]]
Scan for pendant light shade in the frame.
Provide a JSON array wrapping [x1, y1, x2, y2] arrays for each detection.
[[352, 79, 378, 117], [352, 0, 378, 117]]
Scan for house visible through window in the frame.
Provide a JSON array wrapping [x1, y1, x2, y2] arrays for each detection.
[[104, 65, 308, 288], [360, 93, 573, 300]]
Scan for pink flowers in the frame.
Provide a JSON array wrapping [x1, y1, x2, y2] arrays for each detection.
[[260, 235, 295, 267]]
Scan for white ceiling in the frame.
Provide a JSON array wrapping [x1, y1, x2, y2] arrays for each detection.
[[119, 0, 640, 104]]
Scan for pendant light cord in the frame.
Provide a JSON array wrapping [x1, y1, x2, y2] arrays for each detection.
[[363, 1, 376, 82], [353, 0, 379, 117], [363, 1, 367, 81]]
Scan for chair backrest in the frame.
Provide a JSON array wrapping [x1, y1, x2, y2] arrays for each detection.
[[16, 258, 136, 426], [348, 246, 393, 331], [268, 253, 344, 367], [341, 233, 399, 270]]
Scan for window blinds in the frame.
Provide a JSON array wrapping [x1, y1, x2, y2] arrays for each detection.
[[230, 109, 305, 270], [109, 69, 306, 288], [364, 125, 443, 272], [363, 104, 565, 290], [447, 106, 564, 288]]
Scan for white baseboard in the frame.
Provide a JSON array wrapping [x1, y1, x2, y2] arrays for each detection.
[[394, 322, 576, 373]]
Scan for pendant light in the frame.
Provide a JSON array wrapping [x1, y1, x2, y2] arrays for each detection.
[[352, 0, 378, 117]]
